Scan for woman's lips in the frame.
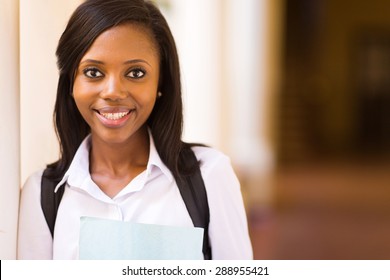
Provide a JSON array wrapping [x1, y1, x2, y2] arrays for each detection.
[[94, 107, 134, 128], [96, 106, 131, 113], [100, 111, 129, 120]]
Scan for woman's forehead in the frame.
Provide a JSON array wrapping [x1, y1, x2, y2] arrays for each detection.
[[81, 23, 160, 62]]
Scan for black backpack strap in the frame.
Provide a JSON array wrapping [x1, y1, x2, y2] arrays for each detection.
[[176, 147, 212, 260], [41, 168, 65, 238]]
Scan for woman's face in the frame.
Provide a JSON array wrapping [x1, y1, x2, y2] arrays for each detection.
[[73, 23, 160, 145]]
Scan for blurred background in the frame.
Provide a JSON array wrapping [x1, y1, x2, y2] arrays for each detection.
[[1, 0, 390, 259]]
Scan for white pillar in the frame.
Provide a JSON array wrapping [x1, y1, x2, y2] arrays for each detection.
[[162, 0, 284, 206], [20, 0, 82, 184], [0, 0, 20, 259], [224, 0, 284, 205], [163, 0, 222, 148]]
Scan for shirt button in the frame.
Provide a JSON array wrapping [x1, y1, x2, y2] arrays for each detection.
[[106, 204, 122, 220]]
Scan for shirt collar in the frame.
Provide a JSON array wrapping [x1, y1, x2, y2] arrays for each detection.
[[54, 135, 91, 192], [54, 129, 174, 193], [147, 130, 174, 182]]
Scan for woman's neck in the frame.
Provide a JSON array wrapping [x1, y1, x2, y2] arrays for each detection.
[[89, 127, 149, 179]]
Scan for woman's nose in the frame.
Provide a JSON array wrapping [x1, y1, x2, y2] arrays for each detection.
[[99, 75, 128, 101]]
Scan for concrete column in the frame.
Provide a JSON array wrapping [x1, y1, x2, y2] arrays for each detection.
[[20, 0, 82, 183], [0, 0, 20, 259], [223, 0, 284, 205], [164, 0, 222, 148]]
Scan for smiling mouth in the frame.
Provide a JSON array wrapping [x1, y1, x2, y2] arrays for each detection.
[[100, 111, 129, 120], [94, 108, 134, 121]]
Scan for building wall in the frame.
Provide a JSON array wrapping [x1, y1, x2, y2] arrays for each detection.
[[0, 0, 20, 259], [20, 0, 82, 184]]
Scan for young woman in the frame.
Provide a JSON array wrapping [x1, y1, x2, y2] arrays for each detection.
[[18, 0, 252, 260]]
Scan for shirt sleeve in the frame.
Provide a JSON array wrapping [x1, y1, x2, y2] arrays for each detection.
[[17, 170, 53, 259], [195, 148, 253, 260]]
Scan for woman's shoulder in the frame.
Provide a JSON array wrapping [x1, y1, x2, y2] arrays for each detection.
[[191, 145, 229, 161], [21, 169, 44, 193], [190, 145, 233, 175]]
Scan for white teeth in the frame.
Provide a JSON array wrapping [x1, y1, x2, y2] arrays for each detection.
[[100, 111, 129, 120]]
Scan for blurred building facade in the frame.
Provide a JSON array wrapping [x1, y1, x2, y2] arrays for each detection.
[[277, 0, 390, 163], [251, 0, 390, 259]]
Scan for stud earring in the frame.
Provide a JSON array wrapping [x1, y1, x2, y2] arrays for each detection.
[[157, 91, 162, 98]]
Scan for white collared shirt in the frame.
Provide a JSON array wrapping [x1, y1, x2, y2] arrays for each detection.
[[18, 133, 253, 259]]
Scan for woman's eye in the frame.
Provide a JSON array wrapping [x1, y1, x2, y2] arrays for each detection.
[[83, 68, 103, 78], [127, 68, 145, 79]]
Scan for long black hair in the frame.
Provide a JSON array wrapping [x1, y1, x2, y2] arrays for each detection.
[[47, 0, 188, 180]]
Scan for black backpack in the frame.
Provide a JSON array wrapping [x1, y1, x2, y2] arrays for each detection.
[[41, 147, 212, 259]]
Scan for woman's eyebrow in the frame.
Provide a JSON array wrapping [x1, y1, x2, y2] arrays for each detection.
[[79, 58, 152, 67], [79, 59, 104, 65], [124, 59, 151, 67]]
